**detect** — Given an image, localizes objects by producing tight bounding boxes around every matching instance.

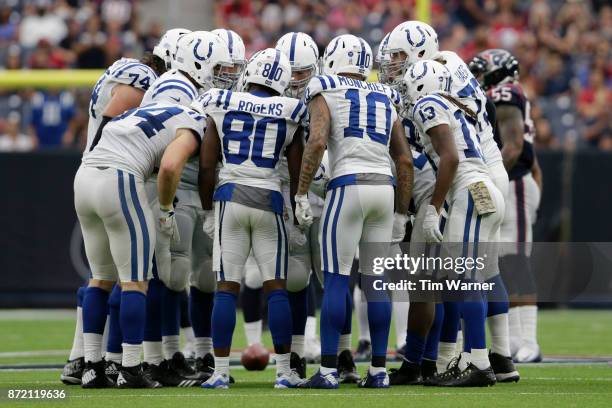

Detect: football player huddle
[62,19,541,390]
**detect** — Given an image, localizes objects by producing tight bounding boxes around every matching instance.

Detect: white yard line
[0,309,75,320]
[0,350,69,358]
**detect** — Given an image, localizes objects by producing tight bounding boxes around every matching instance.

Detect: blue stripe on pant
[117,170,138,281]
[321,188,337,273]
[128,173,150,280]
[330,186,345,274]
[218,202,227,281]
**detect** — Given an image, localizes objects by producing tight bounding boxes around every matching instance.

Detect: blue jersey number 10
[343,89,391,145]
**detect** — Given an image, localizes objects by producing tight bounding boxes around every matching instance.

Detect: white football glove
[294,194,313,228]
[202,209,215,239]
[422,204,443,243]
[158,206,180,245]
[392,213,409,243]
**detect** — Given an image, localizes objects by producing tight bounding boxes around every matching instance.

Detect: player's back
[201,88,305,193]
[83,102,204,180]
[304,74,399,181]
[85,58,157,156]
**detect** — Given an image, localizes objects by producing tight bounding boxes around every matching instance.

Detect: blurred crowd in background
[0,0,610,152]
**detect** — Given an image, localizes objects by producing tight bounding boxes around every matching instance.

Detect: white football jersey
[85,58,157,156]
[196,89,306,192]
[304,74,400,181]
[142,70,202,190]
[83,103,205,180]
[411,92,490,193]
[411,148,436,210]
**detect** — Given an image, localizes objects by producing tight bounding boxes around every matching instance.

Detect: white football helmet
[384,21,439,84]
[211,28,246,84]
[240,48,291,95]
[153,28,192,69]
[399,60,451,114]
[321,34,372,79]
[275,32,319,98]
[376,32,391,84]
[174,31,233,90]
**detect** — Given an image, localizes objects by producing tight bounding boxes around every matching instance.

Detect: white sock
[106,352,122,364]
[458,351,470,371]
[470,348,490,370]
[368,365,386,375]
[195,337,213,359]
[320,365,336,375]
[519,305,538,345]
[456,329,464,354]
[354,287,370,341]
[305,316,317,339]
[162,335,180,360]
[275,352,291,376]
[101,318,109,357]
[291,335,305,358]
[68,307,84,360]
[338,333,351,352]
[508,307,523,354]
[392,301,409,349]
[122,343,142,368]
[214,356,230,376]
[83,333,103,363]
[437,342,456,372]
[244,320,263,346]
[143,341,163,365]
[488,313,511,357]
[182,326,195,346]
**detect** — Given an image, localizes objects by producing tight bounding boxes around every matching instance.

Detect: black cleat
[290,352,307,379]
[421,359,437,381]
[355,339,372,361]
[194,353,234,383]
[388,360,422,385]
[116,364,162,388]
[61,357,84,385]
[443,363,497,387]
[81,360,113,389]
[146,360,202,387]
[338,350,360,383]
[105,360,122,384]
[423,358,460,386]
[169,352,196,377]
[489,352,520,383]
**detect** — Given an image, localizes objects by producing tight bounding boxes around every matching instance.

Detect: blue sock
[320,272,349,362]
[144,278,163,342]
[83,287,109,335]
[360,274,391,364]
[487,275,509,317]
[161,286,181,337]
[440,301,460,343]
[341,290,352,335]
[424,303,444,361]
[212,291,236,349]
[120,291,146,345]
[268,289,292,348]
[180,290,191,328]
[288,288,308,335]
[107,284,122,353]
[404,330,426,364]
[77,285,86,307]
[461,299,486,351]
[307,280,317,317]
[189,287,213,338]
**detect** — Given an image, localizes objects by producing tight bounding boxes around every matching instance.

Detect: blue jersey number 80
[343,89,391,145]
[222,111,287,169]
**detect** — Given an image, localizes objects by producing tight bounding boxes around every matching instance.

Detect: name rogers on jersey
[237,100,284,116]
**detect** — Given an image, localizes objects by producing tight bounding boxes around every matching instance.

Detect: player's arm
[531,153,543,192]
[297,95,330,195]
[286,126,305,215]
[389,117,413,214]
[428,124,459,212]
[198,117,221,211]
[157,128,200,209]
[497,104,524,171]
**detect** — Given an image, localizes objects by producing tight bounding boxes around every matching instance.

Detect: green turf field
[0,309,611,407]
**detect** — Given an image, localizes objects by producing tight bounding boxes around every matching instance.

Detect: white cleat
[514,343,542,363]
[304,336,321,363]
[274,370,305,388]
[201,372,230,389]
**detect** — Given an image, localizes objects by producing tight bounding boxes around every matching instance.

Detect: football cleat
[81,360,114,389]
[304,336,321,363]
[355,339,372,361]
[514,343,542,363]
[116,364,162,388]
[298,369,339,389]
[442,363,497,387]
[168,352,197,377]
[290,352,307,379]
[338,350,360,383]
[275,370,305,388]
[489,352,520,383]
[388,360,422,385]
[146,360,202,387]
[104,360,122,384]
[194,354,215,380]
[60,357,84,385]
[201,372,230,389]
[423,357,461,386]
[421,359,438,381]
[358,370,390,388]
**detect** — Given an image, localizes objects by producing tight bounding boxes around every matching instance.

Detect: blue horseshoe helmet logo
[406,26,426,48]
[194,39,214,61]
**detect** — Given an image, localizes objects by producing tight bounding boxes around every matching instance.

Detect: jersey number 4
[222,112,287,169]
[344,90,391,145]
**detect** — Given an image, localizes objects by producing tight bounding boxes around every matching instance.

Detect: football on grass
[241,343,270,371]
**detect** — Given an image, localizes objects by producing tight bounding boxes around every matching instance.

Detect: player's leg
[104,283,123,382]
[242,253,264,346]
[353,279,372,360]
[304,217,322,363]
[61,284,87,384]
[180,290,195,359]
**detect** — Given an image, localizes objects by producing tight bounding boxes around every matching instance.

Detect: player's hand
[392,213,409,243]
[294,194,313,228]
[158,206,180,245]
[423,204,443,243]
[202,210,215,239]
